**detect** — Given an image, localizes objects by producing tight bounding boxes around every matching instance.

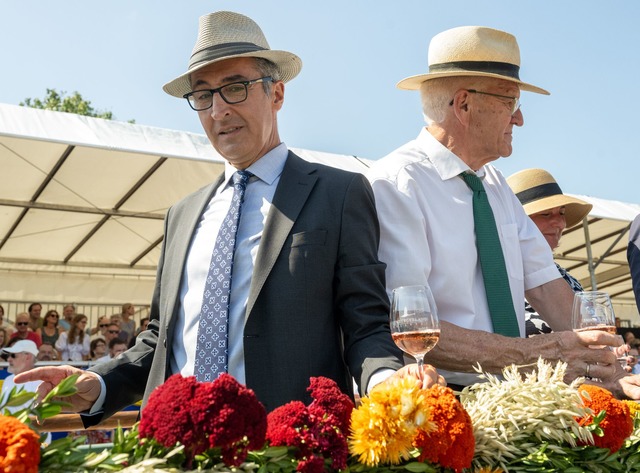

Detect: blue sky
[1,1,638,203]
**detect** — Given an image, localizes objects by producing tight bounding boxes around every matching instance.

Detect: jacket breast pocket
[291,230,327,247]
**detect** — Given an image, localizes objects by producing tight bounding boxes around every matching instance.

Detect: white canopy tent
[0,103,369,312]
[1,103,638,323]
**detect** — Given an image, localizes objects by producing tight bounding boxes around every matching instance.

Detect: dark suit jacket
[629,214,640,313]
[87,151,403,423]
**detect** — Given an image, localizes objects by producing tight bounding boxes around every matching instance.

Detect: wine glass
[571,291,616,336]
[572,291,626,364]
[390,285,440,369]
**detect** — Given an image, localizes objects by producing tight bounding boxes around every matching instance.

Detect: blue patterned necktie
[194,170,252,382]
[460,172,520,337]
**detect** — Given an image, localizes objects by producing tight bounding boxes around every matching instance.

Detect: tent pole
[582,218,597,290]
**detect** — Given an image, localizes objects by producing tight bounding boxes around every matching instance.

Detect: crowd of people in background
[0,302,149,364]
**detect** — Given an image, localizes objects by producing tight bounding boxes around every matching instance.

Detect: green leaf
[402,461,432,472]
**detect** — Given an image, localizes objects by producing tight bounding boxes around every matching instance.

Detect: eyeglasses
[461,89,521,115]
[108,330,120,334]
[99,324,109,328]
[49,314,59,318]
[16,322,29,326]
[9,353,24,359]
[183,76,273,111]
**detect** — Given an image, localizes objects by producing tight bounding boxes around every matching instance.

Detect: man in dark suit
[16,11,436,422]
[629,214,640,313]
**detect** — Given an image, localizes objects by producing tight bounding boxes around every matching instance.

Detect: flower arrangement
[3,359,640,472]
[138,373,267,468]
[266,376,354,473]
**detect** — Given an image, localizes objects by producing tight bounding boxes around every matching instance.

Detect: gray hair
[253,58,281,96]
[419,76,506,125]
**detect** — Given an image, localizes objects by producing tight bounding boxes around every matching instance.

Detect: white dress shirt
[367,128,560,386]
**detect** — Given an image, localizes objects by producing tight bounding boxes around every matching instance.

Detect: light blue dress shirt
[170,143,288,385]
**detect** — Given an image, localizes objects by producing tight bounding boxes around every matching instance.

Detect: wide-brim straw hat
[163,11,302,98]
[397,25,549,95]
[507,168,592,229]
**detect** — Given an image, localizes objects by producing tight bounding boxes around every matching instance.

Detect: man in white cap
[1,340,52,442]
[1,340,40,410]
[17,11,438,424]
[368,26,639,397]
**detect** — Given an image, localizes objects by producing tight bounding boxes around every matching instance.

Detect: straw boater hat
[163,11,302,98]
[506,169,592,229]
[397,25,549,95]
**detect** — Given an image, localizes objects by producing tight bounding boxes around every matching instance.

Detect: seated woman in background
[89,337,107,361]
[55,313,90,361]
[507,168,592,337]
[36,309,64,347]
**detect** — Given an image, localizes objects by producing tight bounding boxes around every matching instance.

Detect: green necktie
[460,172,520,337]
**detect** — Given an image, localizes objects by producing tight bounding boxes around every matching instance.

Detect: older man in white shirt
[368,25,639,398]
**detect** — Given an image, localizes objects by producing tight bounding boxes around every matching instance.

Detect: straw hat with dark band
[163,11,302,98]
[397,25,549,95]
[506,168,592,229]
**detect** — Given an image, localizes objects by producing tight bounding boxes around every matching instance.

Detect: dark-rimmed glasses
[16,322,28,326]
[184,76,273,111]
[449,89,521,115]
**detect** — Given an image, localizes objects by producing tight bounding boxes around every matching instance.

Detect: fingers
[575,329,623,348]
[391,364,442,389]
[13,365,82,384]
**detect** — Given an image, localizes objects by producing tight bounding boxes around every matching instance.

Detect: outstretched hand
[13,365,101,413]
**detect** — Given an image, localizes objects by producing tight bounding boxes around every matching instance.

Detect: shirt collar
[417,127,487,181]
[222,142,288,186]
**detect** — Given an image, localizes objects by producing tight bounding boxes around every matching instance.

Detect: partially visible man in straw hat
[507,168,591,337]
[367,26,640,398]
[17,11,440,422]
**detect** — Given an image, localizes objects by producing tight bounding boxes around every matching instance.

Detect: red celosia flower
[266,377,353,473]
[578,384,633,453]
[0,415,41,473]
[139,373,267,467]
[307,376,354,433]
[413,385,474,473]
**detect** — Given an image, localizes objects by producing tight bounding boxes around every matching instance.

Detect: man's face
[29,304,42,319]
[63,306,75,321]
[37,344,57,361]
[191,57,284,169]
[15,315,29,334]
[106,325,121,342]
[466,79,523,162]
[7,352,34,374]
[110,343,128,358]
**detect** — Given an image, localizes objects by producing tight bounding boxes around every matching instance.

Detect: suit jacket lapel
[164,174,224,333]
[246,153,317,317]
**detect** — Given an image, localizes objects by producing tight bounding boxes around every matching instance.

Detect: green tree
[20,88,131,121]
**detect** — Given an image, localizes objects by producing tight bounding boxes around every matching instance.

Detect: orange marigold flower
[0,415,41,473]
[413,385,474,473]
[474,468,504,473]
[578,384,633,452]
